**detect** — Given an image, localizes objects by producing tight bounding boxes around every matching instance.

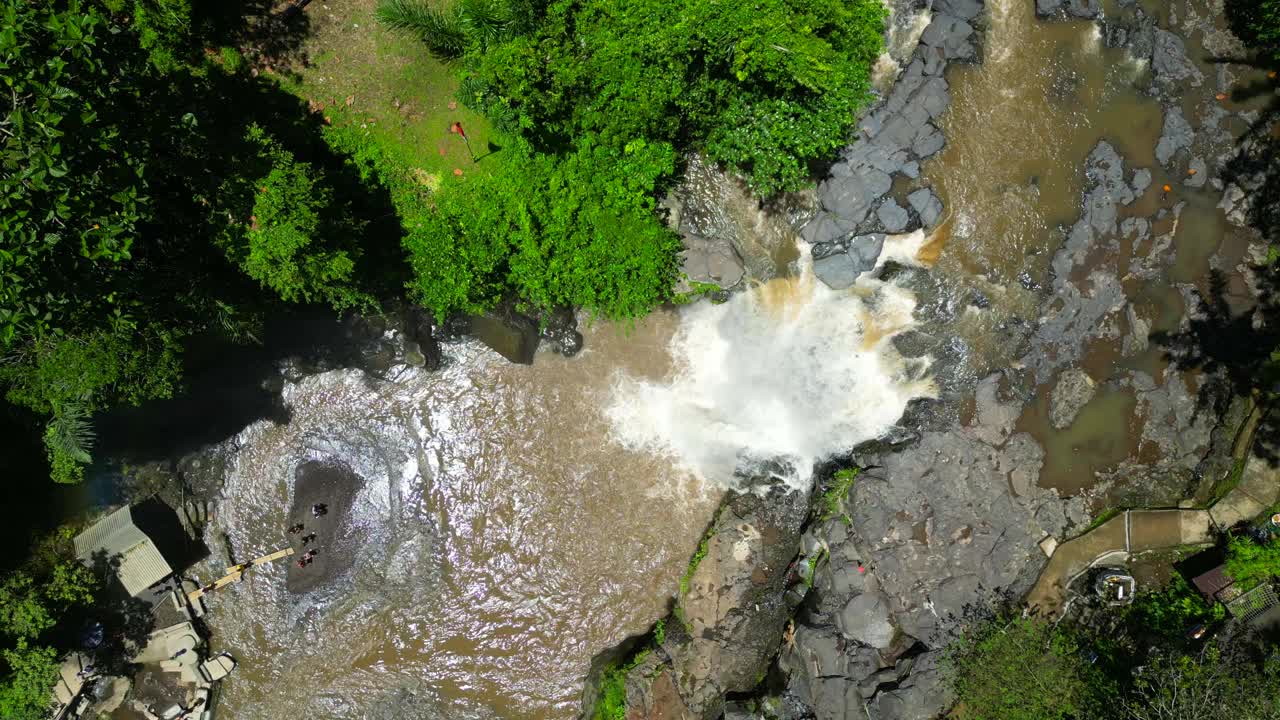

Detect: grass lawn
[273,0,500,188]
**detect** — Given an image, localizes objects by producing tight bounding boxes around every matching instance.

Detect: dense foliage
[1226,533,1280,588]
[1125,574,1226,639]
[0,529,98,720]
[945,595,1280,720]
[373,0,888,323]
[0,0,387,482]
[1123,646,1280,720]
[1227,0,1280,66]
[387,0,886,196]
[943,614,1112,720]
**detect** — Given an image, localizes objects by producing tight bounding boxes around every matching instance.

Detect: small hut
[74,505,174,597]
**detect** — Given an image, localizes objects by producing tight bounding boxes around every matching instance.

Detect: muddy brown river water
[204,318,722,719]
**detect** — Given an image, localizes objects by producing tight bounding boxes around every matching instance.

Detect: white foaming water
[988,0,1017,63]
[608,246,934,490]
[872,5,934,92]
[1083,23,1102,54]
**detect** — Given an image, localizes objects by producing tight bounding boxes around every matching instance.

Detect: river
[165,0,1268,717]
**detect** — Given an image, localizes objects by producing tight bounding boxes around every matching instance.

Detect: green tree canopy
[943,614,1112,720]
[1,0,391,482]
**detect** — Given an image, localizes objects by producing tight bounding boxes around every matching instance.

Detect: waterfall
[607,245,934,490]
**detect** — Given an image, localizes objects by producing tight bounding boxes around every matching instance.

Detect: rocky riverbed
[588,0,1278,718]
[104,0,1278,718]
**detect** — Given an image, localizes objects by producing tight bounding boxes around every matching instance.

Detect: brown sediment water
[204,241,935,719]
[204,315,722,720]
[926,0,1166,373]
[1015,384,1140,494]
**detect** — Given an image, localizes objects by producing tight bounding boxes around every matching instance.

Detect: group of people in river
[288,504,331,569]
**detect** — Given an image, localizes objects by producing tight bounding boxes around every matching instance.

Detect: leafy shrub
[367,132,681,321]
[0,534,99,720]
[228,126,371,310]
[1225,533,1280,588]
[943,614,1112,720]
[453,0,886,196]
[1125,574,1225,640]
[819,468,859,521]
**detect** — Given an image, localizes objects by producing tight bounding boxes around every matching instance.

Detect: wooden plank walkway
[187,547,296,602]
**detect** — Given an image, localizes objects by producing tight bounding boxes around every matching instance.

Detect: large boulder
[678,234,746,292]
[812,235,885,290]
[837,592,897,649]
[907,188,944,228]
[877,199,912,233]
[820,170,893,225]
[596,486,811,720]
[1152,27,1205,86]
[665,486,811,718]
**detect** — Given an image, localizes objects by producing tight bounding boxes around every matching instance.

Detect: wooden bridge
[187,547,295,602]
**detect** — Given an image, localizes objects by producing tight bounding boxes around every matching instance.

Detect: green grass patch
[679,526,715,597]
[803,545,829,589]
[271,0,499,182]
[1209,455,1249,506]
[1083,506,1124,533]
[594,648,650,720]
[818,468,859,522]
[673,280,725,305]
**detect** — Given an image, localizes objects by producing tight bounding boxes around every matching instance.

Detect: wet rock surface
[803,3,978,289]
[608,3,1274,719]
[285,461,364,594]
[679,234,748,291]
[812,234,885,290]
[1049,369,1097,429]
[589,485,810,720]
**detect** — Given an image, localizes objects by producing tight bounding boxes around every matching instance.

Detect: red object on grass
[450,122,467,138]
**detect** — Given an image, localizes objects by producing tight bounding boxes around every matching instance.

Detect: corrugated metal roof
[74,506,173,597]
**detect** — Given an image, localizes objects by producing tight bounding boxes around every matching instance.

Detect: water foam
[607,247,934,490]
[871,5,934,92]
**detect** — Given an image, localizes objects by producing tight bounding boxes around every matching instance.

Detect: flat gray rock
[678,234,745,290]
[1155,108,1193,166]
[1050,368,1097,429]
[876,199,911,233]
[1131,167,1152,196]
[849,234,886,271]
[838,593,896,649]
[813,252,862,291]
[801,212,856,246]
[920,15,975,60]
[933,0,982,20]
[820,170,892,224]
[912,124,946,158]
[907,188,944,228]
[1153,28,1205,86]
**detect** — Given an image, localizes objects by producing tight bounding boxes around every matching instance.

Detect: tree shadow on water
[1153,25,1280,464]
[1152,267,1280,466]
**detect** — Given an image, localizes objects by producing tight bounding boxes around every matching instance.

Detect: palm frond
[457,0,515,47]
[376,0,467,59]
[46,402,96,465]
